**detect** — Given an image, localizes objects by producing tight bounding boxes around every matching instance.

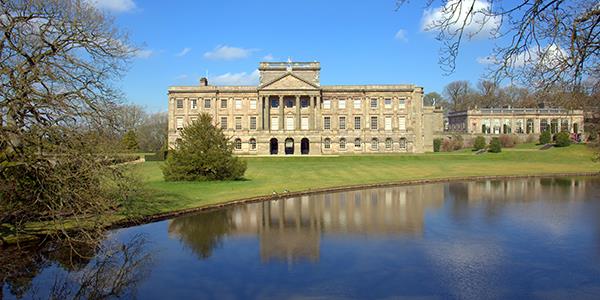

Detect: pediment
[259,73,319,90]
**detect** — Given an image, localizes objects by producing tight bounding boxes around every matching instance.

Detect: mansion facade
[168,61,443,155]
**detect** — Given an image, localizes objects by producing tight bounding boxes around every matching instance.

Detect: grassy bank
[127,144,599,216]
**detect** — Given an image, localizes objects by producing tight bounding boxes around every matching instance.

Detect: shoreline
[108,171,600,230]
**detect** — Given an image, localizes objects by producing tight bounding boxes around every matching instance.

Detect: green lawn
[126,144,599,217]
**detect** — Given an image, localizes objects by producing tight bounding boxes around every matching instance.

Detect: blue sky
[92,0,499,112]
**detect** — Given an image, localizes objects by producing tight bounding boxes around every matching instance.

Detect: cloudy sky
[92,0,500,112]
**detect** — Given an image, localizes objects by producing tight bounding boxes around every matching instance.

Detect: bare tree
[0,0,135,244]
[443,80,474,110]
[398,0,599,90]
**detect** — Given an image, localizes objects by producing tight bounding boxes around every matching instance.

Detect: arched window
[526,119,534,133]
[371,138,378,150]
[354,138,361,149]
[540,119,549,132]
[339,138,346,150]
[234,138,242,150]
[324,138,331,149]
[385,138,393,149]
[550,119,559,133]
[560,119,569,132]
[249,138,257,150]
[399,138,406,149]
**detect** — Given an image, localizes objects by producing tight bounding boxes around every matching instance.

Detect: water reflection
[168,177,595,265]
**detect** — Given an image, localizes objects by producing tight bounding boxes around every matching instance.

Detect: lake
[2,176,600,299]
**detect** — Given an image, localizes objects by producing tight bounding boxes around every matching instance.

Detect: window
[338,99,346,109]
[220,99,228,108]
[204,99,211,108]
[354,138,361,148]
[220,117,228,129]
[385,138,393,149]
[323,116,331,130]
[516,119,524,134]
[285,98,294,108]
[191,98,197,109]
[234,138,242,150]
[526,119,534,134]
[301,98,309,108]
[235,116,242,130]
[271,116,279,130]
[550,119,559,133]
[353,99,361,109]
[191,117,198,123]
[250,117,257,130]
[503,119,511,134]
[323,99,331,109]
[482,119,491,134]
[561,119,569,132]
[250,99,257,109]
[398,117,406,130]
[339,116,346,130]
[370,98,378,108]
[286,116,294,130]
[249,138,257,150]
[339,138,346,150]
[301,116,309,130]
[354,116,361,130]
[399,99,406,109]
[371,138,378,150]
[384,98,392,108]
[235,99,242,110]
[540,119,549,132]
[324,138,331,149]
[385,116,392,130]
[399,138,406,149]
[176,117,183,130]
[271,98,279,108]
[370,116,378,130]
[493,119,501,134]
[176,99,183,109]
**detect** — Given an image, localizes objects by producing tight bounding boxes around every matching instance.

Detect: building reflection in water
[168,177,591,264]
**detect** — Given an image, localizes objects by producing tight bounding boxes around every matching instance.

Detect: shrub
[121,130,139,152]
[451,135,464,151]
[526,134,537,143]
[554,131,571,147]
[499,134,517,148]
[433,138,442,152]
[473,136,486,151]
[539,130,552,144]
[162,113,247,181]
[489,137,502,153]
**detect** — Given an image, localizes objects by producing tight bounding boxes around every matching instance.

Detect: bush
[145,151,167,161]
[162,113,246,181]
[499,134,518,148]
[121,130,139,152]
[539,130,552,144]
[473,136,486,151]
[526,134,537,143]
[451,135,464,150]
[554,131,571,147]
[489,137,502,153]
[433,138,442,152]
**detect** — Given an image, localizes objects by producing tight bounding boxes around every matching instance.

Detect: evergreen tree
[554,132,571,147]
[539,130,552,145]
[473,136,486,151]
[489,137,502,153]
[121,130,139,152]
[162,113,247,181]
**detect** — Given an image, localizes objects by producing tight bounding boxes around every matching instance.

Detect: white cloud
[263,54,275,61]
[211,70,260,85]
[203,45,257,61]
[394,29,408,42]
[133,49,154,59]
[176,47,191,57]
[86,0,136,12]
[478,44,566,68]
[422,0,500,38]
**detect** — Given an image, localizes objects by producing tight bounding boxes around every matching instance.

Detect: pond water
[3,176,600,299]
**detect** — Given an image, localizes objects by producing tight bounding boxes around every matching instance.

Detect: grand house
[168,61,443,155]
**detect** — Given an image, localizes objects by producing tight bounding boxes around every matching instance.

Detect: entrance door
[285,138,294,155]
[270,138,278,155]
[301,138,310,155]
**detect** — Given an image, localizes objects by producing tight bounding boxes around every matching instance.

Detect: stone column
[279,95,284,131]
[315,95,321,131]
[295,95,301,130]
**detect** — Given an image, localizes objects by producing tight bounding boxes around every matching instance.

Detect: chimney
[200,77,208,86]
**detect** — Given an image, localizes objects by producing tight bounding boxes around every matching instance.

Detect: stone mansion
[168,61,443,155]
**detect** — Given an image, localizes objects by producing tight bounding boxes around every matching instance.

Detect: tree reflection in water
[1,234,152,299]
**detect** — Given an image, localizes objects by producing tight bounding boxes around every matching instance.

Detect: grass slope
[128,144,599,216]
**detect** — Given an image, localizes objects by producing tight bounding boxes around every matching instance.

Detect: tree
[398,0,599,91]
[443,80,474,110]
[555,131,572,147]
[162,113,247,181]
[473,136,486,150]
[136,112,168,152]
[121,130,139,152]
[488,137,502,153]
[539,130,552,144]
[0,0,134,242]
